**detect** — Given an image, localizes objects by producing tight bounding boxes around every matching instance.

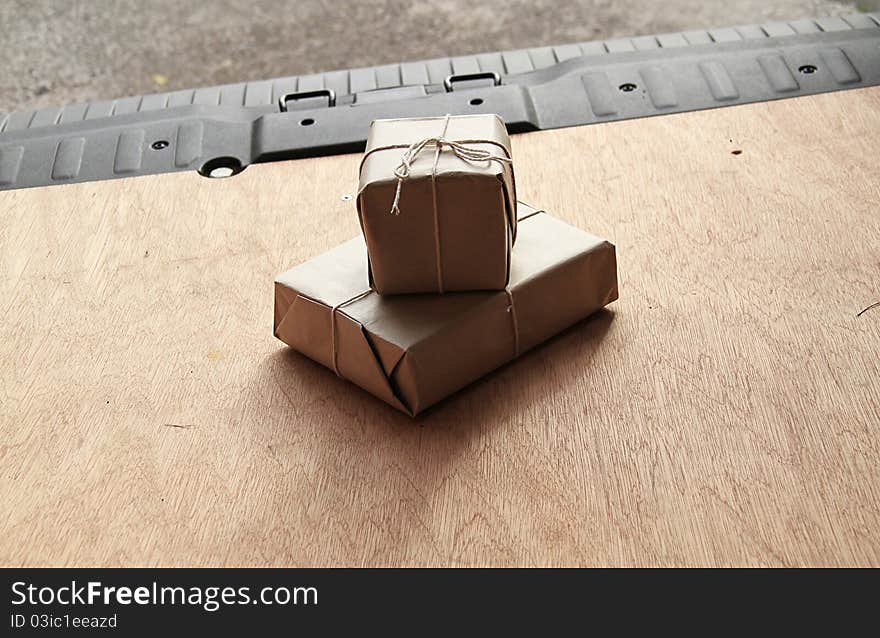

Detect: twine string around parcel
[330,289,372,377]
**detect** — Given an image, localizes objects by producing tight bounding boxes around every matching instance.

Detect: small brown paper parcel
[357,113,517,295]
[274,203,618,416]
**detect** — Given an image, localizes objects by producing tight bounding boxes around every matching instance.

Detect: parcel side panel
[359,175,440,294]
[436,171,511,291]
[274,281,299,335]
[393,294,515,414]
[514,241,618,354]
[274,290,334,369]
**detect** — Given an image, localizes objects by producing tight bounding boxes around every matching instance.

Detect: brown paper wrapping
[274,203,618,416]
[357,114,517,295]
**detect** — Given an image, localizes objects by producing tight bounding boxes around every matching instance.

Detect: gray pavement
[0,0,865,113]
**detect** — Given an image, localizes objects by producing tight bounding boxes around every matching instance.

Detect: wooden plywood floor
[1,88,878,566]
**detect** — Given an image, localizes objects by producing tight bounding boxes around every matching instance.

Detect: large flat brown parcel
[274,203,618,416]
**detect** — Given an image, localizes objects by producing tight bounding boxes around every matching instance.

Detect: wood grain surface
[2,88,879,567]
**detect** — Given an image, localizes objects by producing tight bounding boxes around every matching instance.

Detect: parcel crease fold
[273,288,412,414]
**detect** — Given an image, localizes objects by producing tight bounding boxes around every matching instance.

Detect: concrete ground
[0,0,866,113]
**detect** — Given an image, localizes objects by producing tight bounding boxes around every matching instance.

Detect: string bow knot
[389,117,512,215]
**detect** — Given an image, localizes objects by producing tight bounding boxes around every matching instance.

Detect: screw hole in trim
[798,64,818,75]
[151,140,169,150]
[198,156,245,179]
[300,118,315,126]
[469,98,484,106]
[619,83,637,93]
